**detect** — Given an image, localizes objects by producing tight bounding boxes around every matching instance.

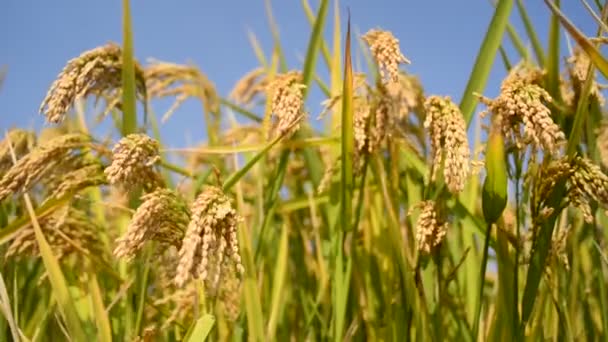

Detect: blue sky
[0,1,597,150]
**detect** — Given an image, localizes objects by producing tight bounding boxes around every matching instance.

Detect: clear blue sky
[0,1,596,150]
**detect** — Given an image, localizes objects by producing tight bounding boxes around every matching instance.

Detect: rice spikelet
[424,96,471,193]
[479,66,566,155]
[104,133,163,191]
[175,186,244,292]
[266,71,306,139]
[536,156,608,223]
[362,29,410,82]
[0,133,90,201]
[412,200,448,254]
[114,188,190,261]
[39,43,146,123]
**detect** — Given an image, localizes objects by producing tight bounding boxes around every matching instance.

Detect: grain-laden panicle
[535,156,608,223]
[479,66,566,155]
[114,188,190,261]
[266,71,306,139]
[39,42,146,123]
[6,206,104,261]
[229,67,267,107]
[412,200,448,254]
[0,128,36,173]
[362,29,410,83]
[566,47,605,106]
[0,133,90,202]
[423,96,471,193]
[145,61,220,122]
[104,133,163,191]
[175,186,244,293]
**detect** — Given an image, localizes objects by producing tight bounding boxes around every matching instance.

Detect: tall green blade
[301,0,329,97]
[516,0,546,65]
[121,0,137,136]
[334,13,353,341]
[459,0,514,124]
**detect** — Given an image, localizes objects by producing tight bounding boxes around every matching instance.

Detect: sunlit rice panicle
[0,128,35,172]
[597,120,608,168]
[104,133,162,190]
[0,133,90,202]
[266,71,306,139]
[114,188,190,261]
[6,206,104,261]
[479,68,566,155]
[413,200,448,254]
[145,61,219,122]
[176,186,244,291]
[423,96,470,193]
[537,156,608,223]
[362,29,410,82]
[566,47,605,106]
[39,42,145,123]
[229,67,267,106]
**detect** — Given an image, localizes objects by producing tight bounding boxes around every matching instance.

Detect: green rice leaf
[184,314,215,342]
[121,0,137,136]
[459,0,514,124]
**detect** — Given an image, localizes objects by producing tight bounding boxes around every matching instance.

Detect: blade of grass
[87,273,112,342]
[121,0,137,136]
[516,0,546,66]
[221,121,299,192]
[333,13,353,342]
[231,153,265,342]
[301,0,329,97]
[184,314,215,342]
[264,0,288,71]
[247,29,268,69]
[219,98,263,123]
[545,0,562,102]
[460,0,514,125]
[302,0,332,68]
[0,272,21,342]
[266,223,289,338]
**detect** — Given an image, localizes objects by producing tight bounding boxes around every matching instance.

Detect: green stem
[473,223,493,340]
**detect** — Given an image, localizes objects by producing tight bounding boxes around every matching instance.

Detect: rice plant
[1,0,608,340]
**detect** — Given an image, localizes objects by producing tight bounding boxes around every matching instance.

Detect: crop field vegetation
[1,0,608,341]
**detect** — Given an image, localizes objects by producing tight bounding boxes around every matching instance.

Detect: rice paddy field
[1,0,608,340]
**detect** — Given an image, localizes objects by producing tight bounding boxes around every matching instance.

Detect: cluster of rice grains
[266,71,306,139]
[423,96,471,194]
[0,133,96,201]
[479,64,566,155]
[104,133,163,191]
[532,156,608,224]
[411,200,448,254]
[39,42,146,123]
[111,184,244,319]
